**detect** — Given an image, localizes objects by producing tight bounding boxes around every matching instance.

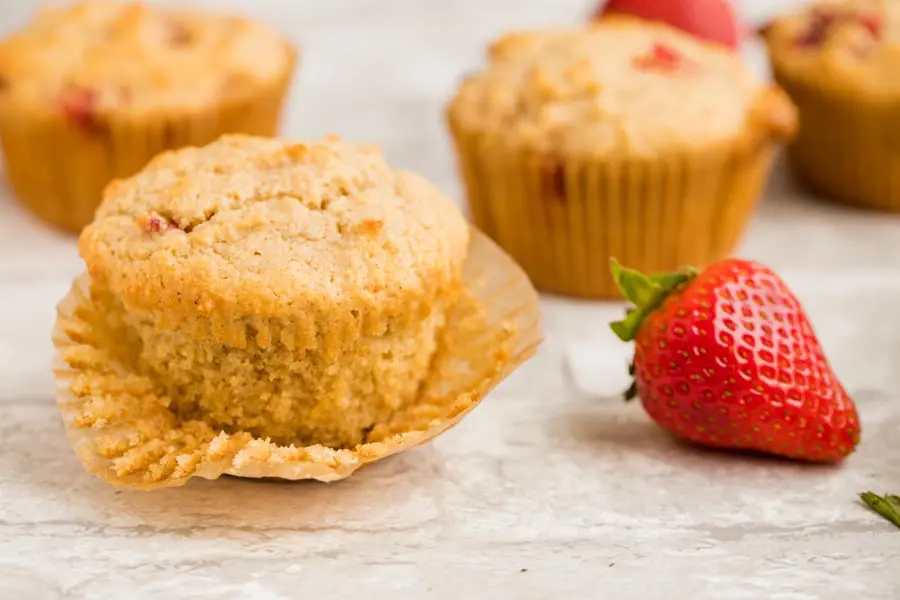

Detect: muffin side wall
[449,115,774,299]
[0,58,295,233]
[104,283,458,449]
[771,65,900,212]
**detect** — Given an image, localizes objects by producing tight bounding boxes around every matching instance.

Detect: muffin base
[125,301,447,449]
[52,229,541,490]
[450,124,775,299]
[0,63,295,234]
[772,72,900,213]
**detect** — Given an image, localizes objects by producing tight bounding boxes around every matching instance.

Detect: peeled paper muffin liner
[52,229,542,490]
[770,67,900,212]
[0,53,296,234]
[449,119,776,299]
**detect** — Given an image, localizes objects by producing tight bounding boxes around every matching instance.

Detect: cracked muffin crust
[449,17,792,157]
[762,0,900,211]
[0,0,296,232]
[447,16,796,298]
[78,134,470,448]
[762,0,893,94]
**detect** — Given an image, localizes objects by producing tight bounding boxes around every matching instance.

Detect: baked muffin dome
[449,18,792,157]
[79,134,470,448]
[0,0,292,116]
[762,0,893,97]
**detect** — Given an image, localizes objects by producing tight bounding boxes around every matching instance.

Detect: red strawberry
[609,258,861,463]
[593,0,742,50]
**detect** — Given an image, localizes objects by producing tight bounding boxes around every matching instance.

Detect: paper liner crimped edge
[52,228,542,490]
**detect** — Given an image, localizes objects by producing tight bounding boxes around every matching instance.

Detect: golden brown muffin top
[762,0,900,96]
[448,17,794,157]
[0,1,294,120]
[79,135,470,322]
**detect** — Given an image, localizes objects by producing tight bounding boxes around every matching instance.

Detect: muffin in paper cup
[52,135,541,490]
[0,1,296,233]
[762,0,900,212]
[447,17,796,299]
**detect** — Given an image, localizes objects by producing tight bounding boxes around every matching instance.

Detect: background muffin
[0,0,296,233]
[762,0,900,211]
[78,135,470,449]
[447,16,796,299]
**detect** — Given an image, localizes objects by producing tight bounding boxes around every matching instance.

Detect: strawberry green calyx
[609,258,697,342]
[860,492,900,529]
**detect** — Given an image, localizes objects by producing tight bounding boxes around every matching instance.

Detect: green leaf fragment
[650,270,698,289]
[613,262,660,307]
[860,491,900,529]
[624,380,638,401]
[608,258,696,342]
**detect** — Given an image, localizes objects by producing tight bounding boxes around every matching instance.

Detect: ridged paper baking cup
[0,57,295,234]
[772,70,900,212]
[52,228,542,490]
[449,120,775,299]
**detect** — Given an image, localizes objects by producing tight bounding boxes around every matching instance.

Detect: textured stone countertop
[1,1,898,599]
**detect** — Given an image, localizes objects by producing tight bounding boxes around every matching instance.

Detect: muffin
[54,134,541,488]
[0,1,296,233]
[447,17,796,299]
[77,135,469,449]
[762,0,900,211]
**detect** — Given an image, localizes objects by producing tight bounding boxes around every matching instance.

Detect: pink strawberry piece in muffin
[794,6,883,48]
[59,85,107,136]
[634,42,696,73]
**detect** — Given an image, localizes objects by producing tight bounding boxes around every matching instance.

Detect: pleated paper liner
[52,228,542,490]
[771,68,900,213]
[0,49,296,234]
[450,119,775,299]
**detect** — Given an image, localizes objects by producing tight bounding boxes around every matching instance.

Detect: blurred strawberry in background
[593,0,742,50]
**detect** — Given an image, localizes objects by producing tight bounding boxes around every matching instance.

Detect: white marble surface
[2,1,899,599]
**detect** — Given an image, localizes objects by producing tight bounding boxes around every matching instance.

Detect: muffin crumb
[357,218,384,235]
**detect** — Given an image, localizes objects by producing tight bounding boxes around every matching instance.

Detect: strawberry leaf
[609,258,696,342]
[611,260,659,307]
[860,491,900,529]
